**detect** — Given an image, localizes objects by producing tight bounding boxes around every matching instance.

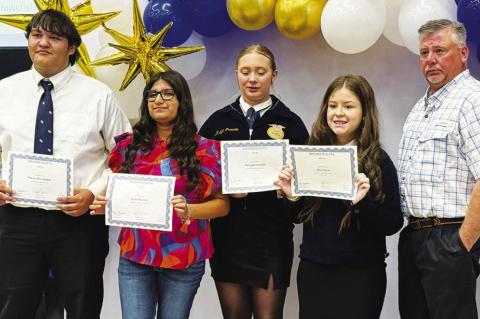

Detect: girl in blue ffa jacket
[276,75,404,319]
[199,44,308,319]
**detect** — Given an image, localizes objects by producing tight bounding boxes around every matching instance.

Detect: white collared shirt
[239,95,273,117]
[0,66,131,208]
[239,96,273,136]
[344,139,357,146]
[398,70,480,218]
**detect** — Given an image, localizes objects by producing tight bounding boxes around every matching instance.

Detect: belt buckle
[412,218,422,229]
[433,217,441,226]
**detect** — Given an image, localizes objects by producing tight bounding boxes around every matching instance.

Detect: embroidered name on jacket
[214,127,239,136]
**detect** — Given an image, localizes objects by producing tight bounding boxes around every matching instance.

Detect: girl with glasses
[90,70,229,319]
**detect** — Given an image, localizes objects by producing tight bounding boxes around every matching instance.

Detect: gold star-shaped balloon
[0,0,120,77]
[90,0,205,91]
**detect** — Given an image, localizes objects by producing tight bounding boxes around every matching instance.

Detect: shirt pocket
[415,123,456,182]
[417,130,448,154]
[55,113,88,145]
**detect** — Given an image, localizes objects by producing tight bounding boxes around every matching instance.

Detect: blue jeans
[118,257,205,319]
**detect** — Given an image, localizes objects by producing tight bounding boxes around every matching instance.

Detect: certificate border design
[106,174,175,231]
[7,152,73,207]
[290,146,357,199]
[221,140,288,193]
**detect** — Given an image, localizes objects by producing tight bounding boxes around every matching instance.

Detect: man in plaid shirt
[398,19,480,319]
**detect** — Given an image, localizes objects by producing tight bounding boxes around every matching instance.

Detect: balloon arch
[138,0,479,57]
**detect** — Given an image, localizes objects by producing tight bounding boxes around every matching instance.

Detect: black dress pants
[34,278,65,319]
[297,259,387,319]
[398,224,480,319]
[0,204,108,319]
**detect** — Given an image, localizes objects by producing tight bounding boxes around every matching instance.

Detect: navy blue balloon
[178,0,224,17]
[193,7,235,37]
[457,0,480,43]
[477,43,480,64]
[143,0,193,47]
[178,0,234,37]
[193,12,234,37]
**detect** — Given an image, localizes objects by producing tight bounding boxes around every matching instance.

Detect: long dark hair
[300,75,385,225]
[120,71,201,191]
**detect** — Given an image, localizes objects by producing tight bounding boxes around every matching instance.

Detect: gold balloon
[0,0,120,77]
[90,0,205,91]
[227,0,277,31]
[275,0,326,40]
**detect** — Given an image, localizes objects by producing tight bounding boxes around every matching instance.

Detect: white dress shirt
[239,95,273,136]
[239,95,273,117]
[0,66,131,208]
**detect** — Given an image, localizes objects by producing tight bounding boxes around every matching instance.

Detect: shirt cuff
[86,176,108,197]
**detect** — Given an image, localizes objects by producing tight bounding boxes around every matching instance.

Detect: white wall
[100,24,480,318]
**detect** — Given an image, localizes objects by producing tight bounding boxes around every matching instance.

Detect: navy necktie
[34,79,54,154]
[246,107,259,129]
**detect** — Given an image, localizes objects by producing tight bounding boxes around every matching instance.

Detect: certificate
[106,173,176,231]
[221,139,288,194]
[7,151,73,208]
[289,145,358,200]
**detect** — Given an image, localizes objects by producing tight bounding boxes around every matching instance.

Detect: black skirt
[297,259,387,319]
[209,193,294,289]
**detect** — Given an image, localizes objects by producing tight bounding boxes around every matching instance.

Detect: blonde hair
[235,44,276,71]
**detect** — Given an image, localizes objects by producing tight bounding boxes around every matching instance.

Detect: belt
[407,216,464,230]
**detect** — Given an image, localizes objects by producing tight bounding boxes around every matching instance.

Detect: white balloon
[382,0,405,46]
[166,32,207,80]
[321,0,386,54]
[398,0,457,55]
[137,0,150,12]
[98,29,117,47]
[69,0,84,6]
[91,0,134,36]
[93,45,145,121]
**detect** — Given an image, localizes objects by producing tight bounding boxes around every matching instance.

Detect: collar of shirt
[31,65,72,93]
[344,139,357,146]
[239,95,273,118]
[424,69,470,111]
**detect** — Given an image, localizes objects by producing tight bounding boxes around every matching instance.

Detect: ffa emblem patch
[267,124,285,140]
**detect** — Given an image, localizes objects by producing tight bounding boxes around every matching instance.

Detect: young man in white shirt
[0,9,131,318]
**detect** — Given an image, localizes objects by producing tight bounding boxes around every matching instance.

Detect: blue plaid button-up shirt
[398,70,480,218]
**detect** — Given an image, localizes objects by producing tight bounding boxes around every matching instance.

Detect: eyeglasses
[146,89,176,102]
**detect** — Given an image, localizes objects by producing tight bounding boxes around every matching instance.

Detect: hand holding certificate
[106,173,176,231]
[289,145,358,200]
[221,140,289,194]
[6,151,73,208]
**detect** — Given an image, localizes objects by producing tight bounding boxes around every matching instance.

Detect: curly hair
[300,75,385,224]
[120,71,201,191]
